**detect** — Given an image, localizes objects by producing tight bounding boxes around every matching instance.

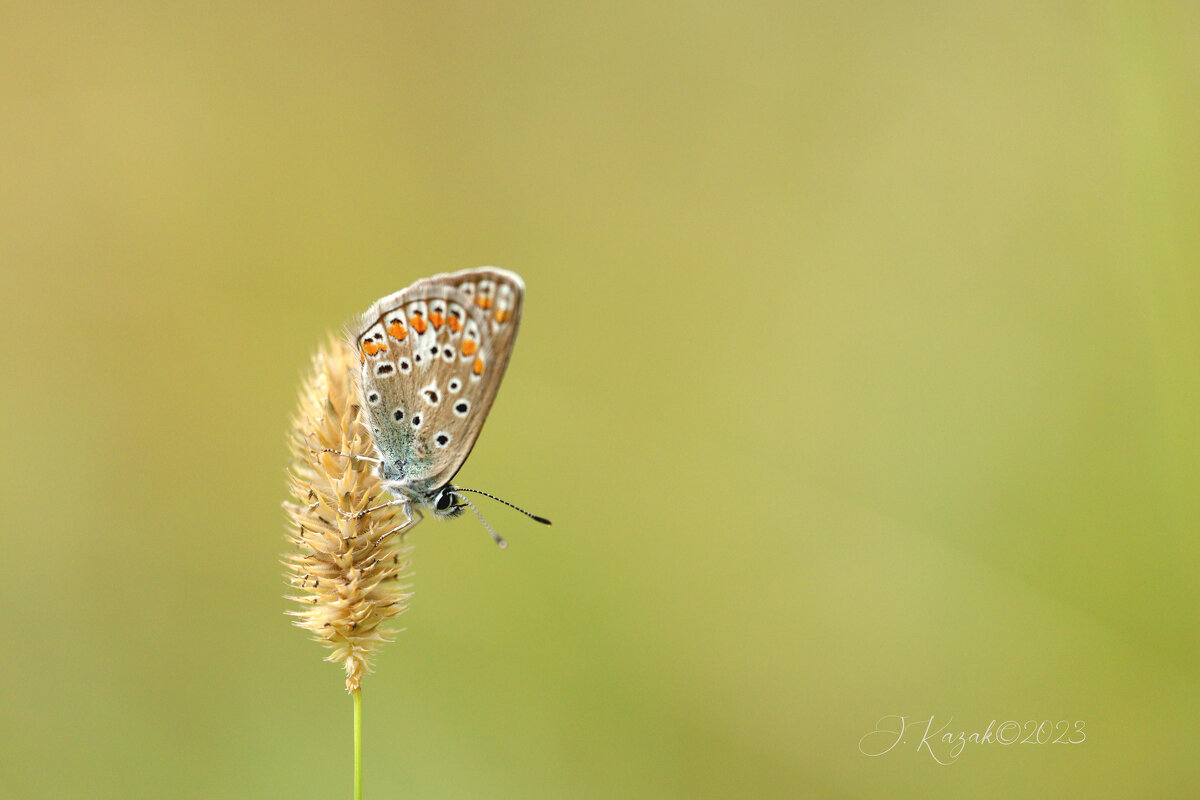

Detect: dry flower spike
[283,336,413,692]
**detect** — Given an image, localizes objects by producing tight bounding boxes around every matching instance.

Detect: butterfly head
[430,485,466,519]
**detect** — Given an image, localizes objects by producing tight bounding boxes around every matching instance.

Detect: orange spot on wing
[473,356,485,375]
[387,321,407,339]
[410,313,428,333]
[476,296,493,309]
[494,309,509,323]
[363,340,386,356]
[448,316,462,333]
[461,339,477,356]
[429,312,444,329]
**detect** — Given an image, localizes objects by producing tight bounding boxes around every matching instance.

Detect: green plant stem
[353,688,363,800]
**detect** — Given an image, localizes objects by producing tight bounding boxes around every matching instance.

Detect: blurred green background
[2,2,1198,798]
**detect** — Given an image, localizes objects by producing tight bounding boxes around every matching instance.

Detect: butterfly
[346,267,546,546]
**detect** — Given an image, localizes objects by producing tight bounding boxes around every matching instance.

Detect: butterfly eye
[435,490,454,511]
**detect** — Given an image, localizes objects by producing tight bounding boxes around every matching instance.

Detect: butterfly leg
[317,448,382,467]
[338,496,410,520]
[373,504,423,547]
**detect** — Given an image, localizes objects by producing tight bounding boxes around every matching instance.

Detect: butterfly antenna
[459,495,507,549]
[454,488,552,525]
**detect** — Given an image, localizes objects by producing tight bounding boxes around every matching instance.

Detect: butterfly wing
[351,267,525,497]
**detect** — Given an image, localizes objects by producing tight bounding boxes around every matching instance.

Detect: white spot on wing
[421,380,440,406]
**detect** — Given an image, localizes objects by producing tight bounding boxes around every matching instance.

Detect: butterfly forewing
[352,268,524,497]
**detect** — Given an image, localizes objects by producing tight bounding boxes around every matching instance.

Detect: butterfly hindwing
[352,268,524,497]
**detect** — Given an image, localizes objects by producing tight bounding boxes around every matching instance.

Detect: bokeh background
[3,2,1198,798]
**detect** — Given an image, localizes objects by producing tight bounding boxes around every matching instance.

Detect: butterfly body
[350,267,525,519]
